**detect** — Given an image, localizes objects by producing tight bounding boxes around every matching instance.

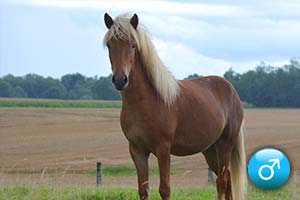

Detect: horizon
[0,58,297,80]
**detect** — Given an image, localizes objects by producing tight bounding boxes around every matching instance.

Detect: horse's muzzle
[112,74,128,90]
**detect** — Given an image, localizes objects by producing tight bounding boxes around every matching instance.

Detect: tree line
[0,60,300,107]
[0,73,120,100]
[224,60,300,107]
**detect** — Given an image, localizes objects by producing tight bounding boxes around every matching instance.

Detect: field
[0,98,121,108]
[0,99,300,199]
[0,187,297,200]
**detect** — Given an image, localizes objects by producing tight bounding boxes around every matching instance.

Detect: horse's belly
[171,132,212,156]
[170,143,205,156]
[171,127,221,156]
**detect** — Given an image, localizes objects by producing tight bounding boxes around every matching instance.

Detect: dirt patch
[0,108,299,188]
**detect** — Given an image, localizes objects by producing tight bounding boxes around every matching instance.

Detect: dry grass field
[0,107,300,191]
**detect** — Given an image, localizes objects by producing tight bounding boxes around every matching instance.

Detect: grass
[0,186,298,200]
[85,166,170,177]
[0,98,257,109]
[0,187,215,200]
[0,98,121,108]
[243,102,255,109]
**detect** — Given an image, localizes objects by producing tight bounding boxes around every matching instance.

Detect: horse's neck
[121,54,158,106]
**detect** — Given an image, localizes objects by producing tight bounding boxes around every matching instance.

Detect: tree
[184,73,201,80]
[43,86,66,99]
[13,86,27,98]
[223,60,300,107]
[92,74,121,100]
[0,80,14,97]
[2,59,300,107]
[61,73,85,91]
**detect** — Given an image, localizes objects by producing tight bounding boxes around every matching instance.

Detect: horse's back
[181,75,242,116]
[188,75,243,126]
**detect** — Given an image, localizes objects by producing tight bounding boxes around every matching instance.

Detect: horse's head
[103,13,139,91]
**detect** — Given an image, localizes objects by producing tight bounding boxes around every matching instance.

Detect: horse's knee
[159,183,170,200]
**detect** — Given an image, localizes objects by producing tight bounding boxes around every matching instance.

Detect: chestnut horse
[103,13,247,200]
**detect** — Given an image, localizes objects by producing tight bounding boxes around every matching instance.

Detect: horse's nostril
[123,75,128,83]
[112,75,128,90]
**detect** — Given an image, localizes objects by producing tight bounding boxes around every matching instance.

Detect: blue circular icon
[248,148,290,190]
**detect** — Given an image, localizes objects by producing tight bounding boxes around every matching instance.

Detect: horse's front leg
[156,144,171,200]
[129,143,150,200]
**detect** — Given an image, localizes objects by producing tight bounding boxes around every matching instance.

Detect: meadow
[1,98,300,199]
[0,98,121,108]
[0,98,255,109]
[0,186,298,200]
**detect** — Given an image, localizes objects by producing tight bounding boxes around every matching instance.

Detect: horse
[103,13,247,200]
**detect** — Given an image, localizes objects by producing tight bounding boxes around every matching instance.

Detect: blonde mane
[103,14,180,107]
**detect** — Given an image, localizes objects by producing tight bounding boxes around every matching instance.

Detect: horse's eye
[131,44,136,49]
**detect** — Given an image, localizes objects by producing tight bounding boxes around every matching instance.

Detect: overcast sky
[1,0,300,79]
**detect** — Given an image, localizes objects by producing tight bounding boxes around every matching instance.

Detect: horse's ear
[104,13,113,29]
[130,14,138,29]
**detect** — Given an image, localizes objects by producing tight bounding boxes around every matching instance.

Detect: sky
[0,0,300,79]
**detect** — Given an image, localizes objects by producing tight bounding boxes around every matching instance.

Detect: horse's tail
[231,120,247,200]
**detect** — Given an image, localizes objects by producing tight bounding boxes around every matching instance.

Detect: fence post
[208,168,214,187]
[97,162,102,187]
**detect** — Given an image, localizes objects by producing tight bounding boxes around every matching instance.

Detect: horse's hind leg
[203,140,234,200]
[203,145,225,199]
[203,144,218,175]
[216,145,233,200]
[215,132,235,200]
[225,170,232,200]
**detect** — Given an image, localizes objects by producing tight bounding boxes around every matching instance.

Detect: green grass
[243,102,255,108]
[0,187,215,200]
[0,98,257,109]
[0,186,298,200]
[0,98,121,108]
[85,166,166,177]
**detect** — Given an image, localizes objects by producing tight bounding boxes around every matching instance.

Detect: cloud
[142,13,300,63]
[152,38,290,79]
[0,5,110,78]
[153,38,231,78]
[6,0,243,18]
[0,0,299,78]
[4,0,300,19]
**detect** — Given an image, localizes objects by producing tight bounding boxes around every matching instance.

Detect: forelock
[103,14,139,47]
